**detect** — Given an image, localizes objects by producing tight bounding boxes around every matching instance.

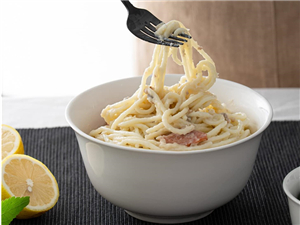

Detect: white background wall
[1,0,135,97]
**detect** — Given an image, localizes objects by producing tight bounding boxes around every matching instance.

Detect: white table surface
[2,88,299,129]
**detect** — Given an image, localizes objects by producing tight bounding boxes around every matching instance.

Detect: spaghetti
[90,20,252,151]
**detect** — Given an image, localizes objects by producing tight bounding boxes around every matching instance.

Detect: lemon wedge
[1,124,24,160]
[2,154,59,219]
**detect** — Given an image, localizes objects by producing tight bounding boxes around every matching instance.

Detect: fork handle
[121,0,137,13]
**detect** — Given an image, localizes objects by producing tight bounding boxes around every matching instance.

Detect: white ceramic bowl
[283,166,300,225]
[65,75,272,224]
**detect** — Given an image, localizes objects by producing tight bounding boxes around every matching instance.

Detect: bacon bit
[159,130,207,147]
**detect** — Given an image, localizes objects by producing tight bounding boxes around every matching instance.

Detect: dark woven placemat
[10,121,300,225]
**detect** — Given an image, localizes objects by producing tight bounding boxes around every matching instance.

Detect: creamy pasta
[90,20,252,151]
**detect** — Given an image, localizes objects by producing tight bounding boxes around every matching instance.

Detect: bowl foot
[125,210,214,224]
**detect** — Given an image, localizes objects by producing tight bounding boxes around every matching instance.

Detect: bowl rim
[65,75,273,155]
[283,166,300,206]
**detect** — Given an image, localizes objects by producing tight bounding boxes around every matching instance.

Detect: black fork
[121,0,191,47]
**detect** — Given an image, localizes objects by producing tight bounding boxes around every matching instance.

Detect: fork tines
[139,23,192,47]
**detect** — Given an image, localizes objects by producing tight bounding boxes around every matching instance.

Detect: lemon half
[2,154,59,219]
[1,124,24,160]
